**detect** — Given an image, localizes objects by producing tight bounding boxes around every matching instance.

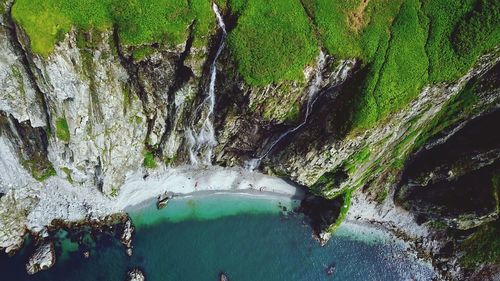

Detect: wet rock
[469,264,500,281]
[325,263,336,276]
[82,250,90,259]
[121,218,134,256]
[219,272,229,281]
[156,191,174,209]
[26,241,56,275]
[126,268,145,281]
[299,195,343,245]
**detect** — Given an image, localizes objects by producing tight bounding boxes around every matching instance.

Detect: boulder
[126,268,145,281]
[219,272,229,281]
[121,218,134,256]
[26,241,56,275]
[157,191,174,209]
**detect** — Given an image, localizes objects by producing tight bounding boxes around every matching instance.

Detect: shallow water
[0,194,435,281]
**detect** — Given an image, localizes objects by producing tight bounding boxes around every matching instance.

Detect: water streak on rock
[187,3,227,165]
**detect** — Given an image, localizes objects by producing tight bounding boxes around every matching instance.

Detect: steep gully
[186,3,227,166]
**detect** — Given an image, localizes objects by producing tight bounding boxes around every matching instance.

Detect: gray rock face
[0,10,46,128]
[31,30,147,196]
[26,242,56,275]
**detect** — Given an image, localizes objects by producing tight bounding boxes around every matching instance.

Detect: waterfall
[187,3,227,165]
[244,51,326,170]
[245,52,353,171]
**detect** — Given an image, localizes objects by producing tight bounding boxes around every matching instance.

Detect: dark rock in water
[82,250,90,259]
[126,268,145,281]
[219,272,229,281]
[26,241,56,275]
[299,195,343,245]
[325,264,336,276]
[157,191,175,209]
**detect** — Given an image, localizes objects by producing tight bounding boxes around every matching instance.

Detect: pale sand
[114,165,305,209]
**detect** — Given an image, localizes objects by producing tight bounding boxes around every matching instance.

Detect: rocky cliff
[0,0,499,280]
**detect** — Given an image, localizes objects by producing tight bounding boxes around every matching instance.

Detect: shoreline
[125,188,304,213]
[115,165,306,210]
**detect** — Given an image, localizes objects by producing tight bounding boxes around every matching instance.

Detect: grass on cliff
[310,0,499,130]
[11,0,217,57]
[55,117,70,143]
[227,0,318,85]
[11,0,500,131]
[143,151,158,169]
[460,220,500,268]
[22,156,57,182]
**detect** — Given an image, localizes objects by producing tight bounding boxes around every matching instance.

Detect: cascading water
[186,3,227,166]
[245,52,353,171]
[244,51,326,170]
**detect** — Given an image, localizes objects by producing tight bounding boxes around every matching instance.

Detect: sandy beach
[114,165,306,210]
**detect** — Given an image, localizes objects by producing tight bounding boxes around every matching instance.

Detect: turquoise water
[0,194,435,281]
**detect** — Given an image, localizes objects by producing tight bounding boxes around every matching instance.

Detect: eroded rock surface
[26,241,55,275]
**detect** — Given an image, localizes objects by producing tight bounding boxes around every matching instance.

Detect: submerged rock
[126,268,145,281]
[325,264,336,276]
[156,191,174,209]
[219,272,229,281]
[82,250,90,259]
[26,241,56,275]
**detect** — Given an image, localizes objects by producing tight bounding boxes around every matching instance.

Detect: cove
[0,194,435,281]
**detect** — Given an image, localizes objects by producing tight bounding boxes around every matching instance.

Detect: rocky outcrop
[156,191,174,209]
[121,218,134,257]
[26,241,56,275]
[126,268,145,281]
[219,272,229,281]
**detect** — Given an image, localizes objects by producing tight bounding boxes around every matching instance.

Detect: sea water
[0,194,435,281]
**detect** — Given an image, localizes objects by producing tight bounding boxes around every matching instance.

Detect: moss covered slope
[10,0,500,131]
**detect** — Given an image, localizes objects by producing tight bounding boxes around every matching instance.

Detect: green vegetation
[10,0,500,130]
[452,0,500,56]
[493,173,500,213]
[460,220,500,268]
[413,76,480,150]
[0,0,7,17]
[22,158,56,182]
[60,167,73,183]
[423,0,500,82]
[143,151,157,169]
[284,103,300,123]
[12,0,110,57]
[110,187,119,197]
[55,117,70,142]
[344,147,371,174]
[11,0,217,57]
[427,220,448,230]
[132,46,155,62]
[326,189,352,234]
[227,0,318,85]
[312,0,499,130]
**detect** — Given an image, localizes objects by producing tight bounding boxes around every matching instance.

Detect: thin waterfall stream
[186,3,227,166]
[244,51,327,171]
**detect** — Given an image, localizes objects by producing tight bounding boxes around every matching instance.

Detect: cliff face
[0,1,499,279]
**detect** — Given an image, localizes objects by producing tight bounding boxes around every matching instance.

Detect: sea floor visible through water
[0,194,436,281]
